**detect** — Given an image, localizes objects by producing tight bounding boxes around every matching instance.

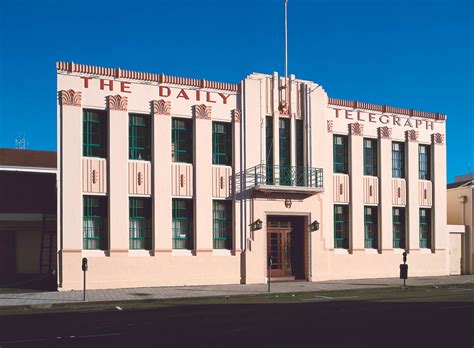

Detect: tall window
[334,205,349,249]
[364,206,378,249]
[129,114,151,160]
[279,118,291,186]
[419,145,431,180]
[419,208,431,249]
[213,200,232,249]
[392,142,405,178]
[334,135,348,174]
[266,116,274,185]
[296,120,305,186]
[212,122,232,165]
[172,118,193,163]
[393,207,406,249]
[83,109,107,158]
[83,196,108,250]
[129,197,152,250]
[363,138,378,176]
[172,199,193,249]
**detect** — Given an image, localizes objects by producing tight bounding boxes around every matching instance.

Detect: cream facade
[57,62,448,290]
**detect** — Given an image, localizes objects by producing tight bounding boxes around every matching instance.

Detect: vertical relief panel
[212,166,231,198]
[418,180,432,207]
[82,158,107,194]
[265,77,273,115]
[392,178,406,205]
[171,163,193,197]
[333,174,350,203]
[128,161,151,195]
[363,176,379,204]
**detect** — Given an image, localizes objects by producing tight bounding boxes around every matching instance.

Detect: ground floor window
[129,197,152,250]
[334,205,349,249]
[419,208,431,248]
[393,207,406,249]
[213,200,232,249]
[172,199,193,249]
[364,206,378,249]
[83,196,108,250]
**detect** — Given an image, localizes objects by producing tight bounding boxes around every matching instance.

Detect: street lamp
[251,219,263,231]
[309,220,320,232]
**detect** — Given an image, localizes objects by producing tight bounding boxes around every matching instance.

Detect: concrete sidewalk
[0,275,473,308]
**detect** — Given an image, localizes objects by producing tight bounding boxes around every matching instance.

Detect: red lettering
[415,120,422,128]
[100,79,113,91]
[81,77,92,88]
[218,93,231,104]
[159,86,171,97]
[176,89,189,100]
[357,111,365,121]
[393,116,401,126]
[426,121,434,130]
[404,118,413,127]
[206,91,216,103]
[379,115,389,124]
[345,110,353,120]
[196,90,201,101]
[334,108,341,118]
[368,113,376,123]
[121,81,131,93]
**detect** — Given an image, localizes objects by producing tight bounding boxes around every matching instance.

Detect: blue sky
[0,0,472,182]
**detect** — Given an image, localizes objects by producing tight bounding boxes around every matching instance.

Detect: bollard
[82,258,88,301]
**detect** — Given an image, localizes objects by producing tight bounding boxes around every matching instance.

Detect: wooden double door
[267,220,294,278]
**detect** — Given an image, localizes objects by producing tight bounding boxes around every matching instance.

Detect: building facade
[57,62,448,290]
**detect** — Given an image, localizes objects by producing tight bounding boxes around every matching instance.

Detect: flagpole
[284,0,289,101]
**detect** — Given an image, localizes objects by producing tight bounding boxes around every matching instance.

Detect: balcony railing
[239,164,323,191]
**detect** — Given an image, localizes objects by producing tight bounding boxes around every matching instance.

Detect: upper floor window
[333,135,348,174]
[266,116,274,185]
[172,118,193,163]
[129,197,152,250]
[364,206,378,249]
[363,138,378,176]
[419,145,431,180]
[83,109,107,158]
[393,207,406,249]
[392,142,405,178]
[212,122,232,166]
[419,208,431,249]
[334,205,349,249]
[279,118,291,185]
[213,200,232,249]
[83,196,108,250]
[172,199,193,250]
[129,114,151,160]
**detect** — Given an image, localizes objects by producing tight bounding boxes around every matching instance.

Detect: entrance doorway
[267,216,306,280]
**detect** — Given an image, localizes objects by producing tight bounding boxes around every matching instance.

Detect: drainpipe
[458,195,468,273]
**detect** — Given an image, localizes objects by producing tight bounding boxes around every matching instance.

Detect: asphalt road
[0,286,472,347]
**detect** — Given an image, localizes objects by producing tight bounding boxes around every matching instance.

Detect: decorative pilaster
[378,126,392,139]
[151,99,171,116]
[232,108,241,123]
[432,133,445,145]
[348,122,364,136]
[60,90,82,107]
[406,130,419,142]
[194,104,212,120]
[107,95,128,111]
[327,120,333,133]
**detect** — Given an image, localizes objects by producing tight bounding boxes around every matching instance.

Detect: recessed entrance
[267,216,306,281]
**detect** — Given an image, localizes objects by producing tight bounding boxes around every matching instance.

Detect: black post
[82,257,88,301]
[268,255,272,293]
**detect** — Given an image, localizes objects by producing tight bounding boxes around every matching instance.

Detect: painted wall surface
[57,63,449,290]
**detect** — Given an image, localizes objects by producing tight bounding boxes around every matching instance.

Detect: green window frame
[364,206,378,249]
[83,196,108,250]
[279,118,291,186]
[129,197,152,250]
[392,142,405,178]
[334,205,349,249]
[393,207,406,249]
[363,138,378,176]
[172,199,193,249]
[419,208,431,249]
[213,200,232,249]
[334,135,348,174]
[212,122,232,165]
[172,118,193,163]
[83,109,107,158]
[129,114,151,160]
[419,144,431,180]
[266,116,274,185]
[296,120,305,186]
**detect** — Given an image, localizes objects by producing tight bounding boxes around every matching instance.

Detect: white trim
[0,165,56,174]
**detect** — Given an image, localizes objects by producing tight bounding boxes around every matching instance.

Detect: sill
[393,248,405,254]
[172,249,193,256]
[364,249,378,254]
[82,250,108,257]
[213,249,232,256]
[419,248,433,254]
[129,250,152,256]
[334,249,349,254]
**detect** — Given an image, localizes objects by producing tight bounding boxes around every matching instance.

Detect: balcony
[239,164,324,194]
